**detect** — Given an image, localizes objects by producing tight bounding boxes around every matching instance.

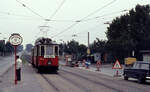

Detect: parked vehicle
[123,61,150,83]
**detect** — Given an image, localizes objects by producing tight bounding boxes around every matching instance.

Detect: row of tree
[106,4,150,62]
[24,4,150,63]
[59,4,150,63]
[0,40,23,56]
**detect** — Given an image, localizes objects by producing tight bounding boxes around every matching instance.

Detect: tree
[17,45,23,52]
[25,44,33,52]
[5,41,14,54]
[90,38,107,54]
[64,40,79,55]
[106,4,150,61]
[0,40,5,56]
[63,40,87,60]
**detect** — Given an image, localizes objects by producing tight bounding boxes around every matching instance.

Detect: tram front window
[46,46,53,55]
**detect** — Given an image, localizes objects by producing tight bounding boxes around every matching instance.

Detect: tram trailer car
[31,37,59,72]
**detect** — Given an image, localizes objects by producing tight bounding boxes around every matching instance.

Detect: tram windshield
[46,45,53,55]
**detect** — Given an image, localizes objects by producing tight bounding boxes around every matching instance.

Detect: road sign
[112,60,122,69]
[9,33,23,46]
[9,33,23,85]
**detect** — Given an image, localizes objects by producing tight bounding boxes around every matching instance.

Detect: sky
[0,0,150,47]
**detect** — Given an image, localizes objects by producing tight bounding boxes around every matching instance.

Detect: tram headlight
[48,61,51,65]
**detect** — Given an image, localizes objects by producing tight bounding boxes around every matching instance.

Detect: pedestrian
[96,59,101,71]
[85,59,91,69]
[82,59,86,67]
[16,55,22,81]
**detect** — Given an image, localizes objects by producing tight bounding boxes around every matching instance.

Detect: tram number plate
[44,55,55,58]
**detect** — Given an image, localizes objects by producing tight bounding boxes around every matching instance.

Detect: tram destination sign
[9,33,23,46]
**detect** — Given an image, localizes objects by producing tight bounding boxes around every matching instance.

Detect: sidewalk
[78,64,124,77]
[59,60,124,77]
[0,63,44,92]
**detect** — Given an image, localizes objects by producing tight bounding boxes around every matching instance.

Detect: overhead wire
[36,0,66,39]
[43,0,66,26]
[51,0,117,38]
[44,9,128,22]
[0,10,76,21]
[0,11,41,18]
[82,9,128,21]
[15,0,45,19]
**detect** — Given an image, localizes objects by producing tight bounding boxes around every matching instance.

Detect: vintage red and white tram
[31,37,59,72]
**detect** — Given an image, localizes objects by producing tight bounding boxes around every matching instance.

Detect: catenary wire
[51,0,117,38]
[37,0,66,38]
[82,9,128,22]
[43,0,66,26]
[15,0,45,19]
[0,11,41,18]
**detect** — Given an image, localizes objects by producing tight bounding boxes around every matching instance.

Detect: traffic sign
[112,60,122,69]
[9,33,23,85]
[9,33,23,46]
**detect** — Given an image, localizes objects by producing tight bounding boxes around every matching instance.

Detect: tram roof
[35,37,58,45]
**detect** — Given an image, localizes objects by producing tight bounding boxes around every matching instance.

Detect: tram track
[40,74,60,92]
[22,54,60,91]
[60,68,122,92]
[22,54,150,92]
[61,66,150,92]
[22,54,32,63]
[23,55,90,92]
[22,55,123,92]
[58,72,92,92]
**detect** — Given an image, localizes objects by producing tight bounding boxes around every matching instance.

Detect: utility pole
[88,32,89,48]
[87,32,90,55]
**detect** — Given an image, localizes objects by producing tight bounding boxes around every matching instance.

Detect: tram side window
[34,47,37,56]
[41,46,45,56]
[55,46,59,56]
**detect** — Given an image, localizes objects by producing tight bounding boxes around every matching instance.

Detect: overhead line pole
[88,32,89,48]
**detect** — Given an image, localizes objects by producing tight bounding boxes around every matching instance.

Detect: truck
[123,61,150,83]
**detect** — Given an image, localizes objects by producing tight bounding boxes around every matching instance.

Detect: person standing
[16,56,22,81]
[85,58,91,69]
[96,59,101,71]
[82,59,86,67]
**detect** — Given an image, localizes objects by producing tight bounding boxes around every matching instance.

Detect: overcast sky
[0,0,150,47]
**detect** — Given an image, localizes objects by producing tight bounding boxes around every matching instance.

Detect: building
[140,50,150,62]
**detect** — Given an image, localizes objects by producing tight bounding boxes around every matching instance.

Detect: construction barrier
[96,60,101,71]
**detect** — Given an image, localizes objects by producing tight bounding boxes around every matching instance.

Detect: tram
[31,37,59,72]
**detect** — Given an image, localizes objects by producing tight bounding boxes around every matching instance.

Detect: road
[0,56,14,76]
[22,54,150,92]
[33,65,150,92]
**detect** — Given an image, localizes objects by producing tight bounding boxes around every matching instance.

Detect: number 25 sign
[9,33,23,46]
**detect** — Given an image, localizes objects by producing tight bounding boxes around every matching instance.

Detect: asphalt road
[22,54,150,92]
[0,56,14,76]
[33,65,150,92]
